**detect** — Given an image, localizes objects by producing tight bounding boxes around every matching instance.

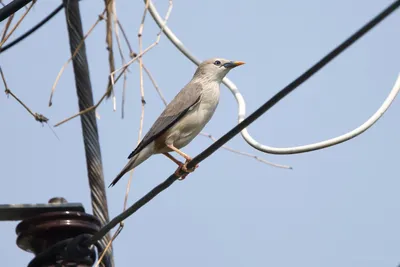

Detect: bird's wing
[128,82,203,159]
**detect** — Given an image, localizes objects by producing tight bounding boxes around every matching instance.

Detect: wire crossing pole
[63,0,114,266]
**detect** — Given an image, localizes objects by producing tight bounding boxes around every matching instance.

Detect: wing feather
[127,82,203,159]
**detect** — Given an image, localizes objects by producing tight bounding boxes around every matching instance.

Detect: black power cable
[0,0,33,22]
[86,0,400,247]
[0,3,64,53]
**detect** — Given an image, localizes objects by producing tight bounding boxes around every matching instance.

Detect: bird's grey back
[127,82,203,159]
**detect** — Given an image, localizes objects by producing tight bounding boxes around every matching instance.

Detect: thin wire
[86,0,400,246]
[0,3,64,53]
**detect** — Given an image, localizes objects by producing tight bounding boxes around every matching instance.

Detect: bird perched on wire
[109,58,245,187]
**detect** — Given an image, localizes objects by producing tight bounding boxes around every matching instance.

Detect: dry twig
[110,0,172,83]
[115,19,134,118]
[49,10,106,106]
[54,87,110,127]
[104,0,116,100]
[200,132,292,169]
[55,1,173,127]
[117,19,168,118]
[111,1,128,113]
[1,13,14,42]
[137,0,150,104]
[116,20,135,58]
[1,67,48,123]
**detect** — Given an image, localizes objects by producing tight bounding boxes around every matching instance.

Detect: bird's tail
[108,160,134,188]
[108,145,154,187]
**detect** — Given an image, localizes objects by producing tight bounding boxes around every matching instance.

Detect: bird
[109,58,245,187]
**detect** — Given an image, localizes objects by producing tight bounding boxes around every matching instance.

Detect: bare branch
[137,0,150,105]
[95,11,130,115]
[1,67,48,123]
[112,1,128,113]
[116,19,136,58]
[143,64,168,105]
[116,19,169,117]
[54,89,108,127]
[110,0,172,80]
[49,11,105,106]
[120,70,128,118]
[104,0,116,100]
[1,13,14,42]
[55,1,173,127]
[111,22,168,107]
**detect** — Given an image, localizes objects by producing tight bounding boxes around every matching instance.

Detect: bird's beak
[224,61,245,69]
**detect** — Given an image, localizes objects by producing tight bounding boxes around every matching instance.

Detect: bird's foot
[175,160,199,180]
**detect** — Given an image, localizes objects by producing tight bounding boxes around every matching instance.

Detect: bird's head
[193,58,245,82]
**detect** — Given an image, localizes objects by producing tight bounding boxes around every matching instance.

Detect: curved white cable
[148,1,400,154]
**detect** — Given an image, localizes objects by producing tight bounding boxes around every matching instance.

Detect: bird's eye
[214,60,221,66]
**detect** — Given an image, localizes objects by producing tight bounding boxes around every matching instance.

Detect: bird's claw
[175,160,199,180]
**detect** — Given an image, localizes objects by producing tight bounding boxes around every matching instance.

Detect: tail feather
[109,144,154,187]
[109,166,130,188]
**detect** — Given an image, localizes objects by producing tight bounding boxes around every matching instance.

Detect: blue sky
[1,0,400,266]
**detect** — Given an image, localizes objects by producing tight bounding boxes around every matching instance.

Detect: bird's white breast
[166,82,220,149]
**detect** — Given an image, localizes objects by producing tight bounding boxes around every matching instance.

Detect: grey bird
[109,58,245,187]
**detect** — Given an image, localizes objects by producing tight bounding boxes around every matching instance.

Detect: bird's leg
[166,144,192,161]
[166,144,199,180]
[162,152,187,180]
[162,153,183,166]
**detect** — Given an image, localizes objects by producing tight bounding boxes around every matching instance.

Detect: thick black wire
[0,0,33,22]
[62,0,113,265]
[0,3,64,53]
[27,238,74,267]
[87,0,400,246]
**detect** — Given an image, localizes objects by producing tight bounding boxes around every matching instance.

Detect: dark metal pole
[63,0,114,265]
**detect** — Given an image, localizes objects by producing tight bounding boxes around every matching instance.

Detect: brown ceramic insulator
[16,211,101,255]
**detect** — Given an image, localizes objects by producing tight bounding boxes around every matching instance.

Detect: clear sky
[1,0,400,266]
